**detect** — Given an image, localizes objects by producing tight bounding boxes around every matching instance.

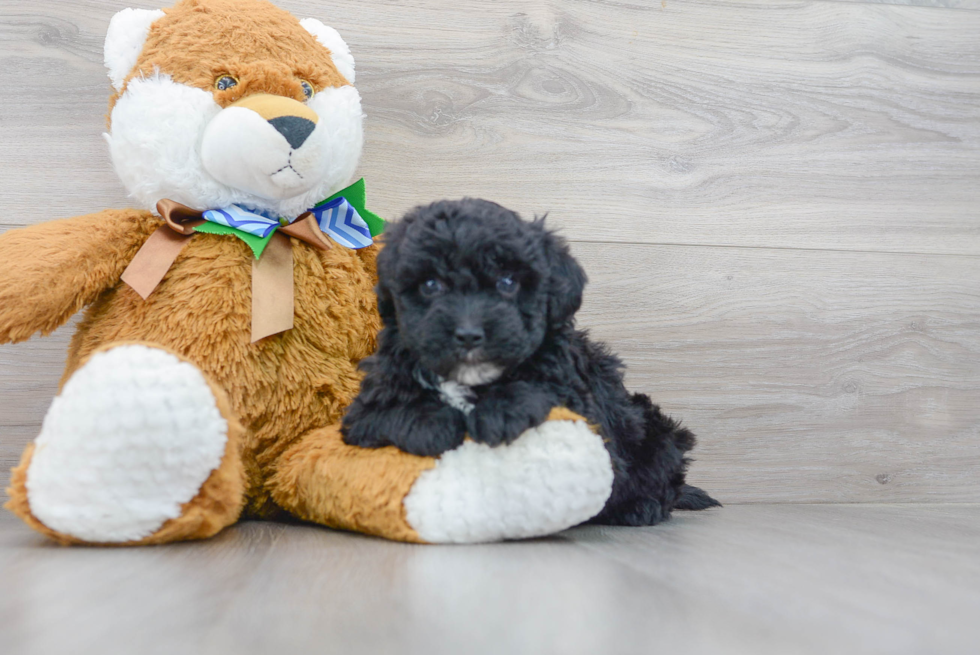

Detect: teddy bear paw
[24,344,229,543]
[403,416,614,543]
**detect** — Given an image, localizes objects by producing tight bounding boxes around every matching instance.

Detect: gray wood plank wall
[1,0,978,503]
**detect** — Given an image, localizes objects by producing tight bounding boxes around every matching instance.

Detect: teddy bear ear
[104,8,166,92]
[300,18,356,84]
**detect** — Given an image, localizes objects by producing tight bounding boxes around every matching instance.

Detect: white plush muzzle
[103,11,363,218]
[200,88,363,206]
[107,77,363,218]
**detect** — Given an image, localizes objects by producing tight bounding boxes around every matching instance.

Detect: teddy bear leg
[4,343,246,545]
[268,408,615,544]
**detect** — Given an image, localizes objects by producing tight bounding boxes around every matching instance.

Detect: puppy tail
[674,484,722,510]
[630,392,721,512]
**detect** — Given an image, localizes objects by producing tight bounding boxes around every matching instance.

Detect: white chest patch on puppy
[416,364,504,413]
[452,363,503,386]
[415,368,477,414]
[437,379,476,414]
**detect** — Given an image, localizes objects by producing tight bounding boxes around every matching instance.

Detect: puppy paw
[343,403,467,457]
[396,405,469,457]
[341,420,392,450]
[467,381,555,447]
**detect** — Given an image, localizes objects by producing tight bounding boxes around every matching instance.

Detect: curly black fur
[341,198,719,525]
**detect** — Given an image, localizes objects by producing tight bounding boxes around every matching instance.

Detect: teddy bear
[1,0,615,545]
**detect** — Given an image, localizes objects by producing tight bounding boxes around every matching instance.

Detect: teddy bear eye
[419,278,446,298]
[300,80,315,100]
[214,75,238,91]
[496,275,519,296]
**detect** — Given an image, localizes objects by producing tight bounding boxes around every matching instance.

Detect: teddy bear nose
[268,115,316,150]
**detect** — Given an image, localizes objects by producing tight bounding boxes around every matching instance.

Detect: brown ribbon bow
[121,200,332,342]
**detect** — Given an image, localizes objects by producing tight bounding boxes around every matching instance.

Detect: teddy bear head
[104,0,362,219]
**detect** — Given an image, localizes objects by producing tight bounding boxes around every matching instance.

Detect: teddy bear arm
[268,408,616,544]
[0,209,157,343]
[268,423,434,543]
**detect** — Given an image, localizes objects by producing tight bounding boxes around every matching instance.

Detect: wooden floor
[0,504,977,655]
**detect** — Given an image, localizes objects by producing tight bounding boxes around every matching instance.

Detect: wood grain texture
[349,0,980,256]
[572,242,980,503]
[1,504,978,655]
[4,1,979,253]
[836,0,980,8]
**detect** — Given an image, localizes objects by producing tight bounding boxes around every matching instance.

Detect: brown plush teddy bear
[1,0,614,545]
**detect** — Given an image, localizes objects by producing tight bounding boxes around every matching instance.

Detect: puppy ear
[540,222,587,327]
[375,228,402,327]
[376,282,397,327]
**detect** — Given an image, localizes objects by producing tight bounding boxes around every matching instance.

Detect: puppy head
[377,199,587,385]
[103,0,362,219]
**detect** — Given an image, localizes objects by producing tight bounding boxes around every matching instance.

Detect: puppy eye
[496,275,519,296]
[300,80,315,100]
[419,278,446,298]
[214,75,238,91]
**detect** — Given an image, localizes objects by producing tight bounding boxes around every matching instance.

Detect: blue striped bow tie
[202,196,373,250]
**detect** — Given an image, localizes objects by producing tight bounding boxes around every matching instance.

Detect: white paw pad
[404,419,614,543]
[25,345,228,543]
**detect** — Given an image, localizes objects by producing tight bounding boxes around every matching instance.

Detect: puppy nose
[454,326,485,350]
[268,115,316,149]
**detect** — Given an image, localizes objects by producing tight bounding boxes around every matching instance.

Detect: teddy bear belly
[60,236,381,507]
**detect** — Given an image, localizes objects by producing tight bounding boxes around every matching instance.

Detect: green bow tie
[195,178,384,258]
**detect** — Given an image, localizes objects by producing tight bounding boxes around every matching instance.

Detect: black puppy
[342,199,718,525]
